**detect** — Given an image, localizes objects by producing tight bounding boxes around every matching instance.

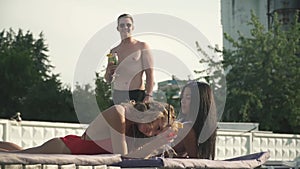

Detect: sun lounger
[0,151,270,169]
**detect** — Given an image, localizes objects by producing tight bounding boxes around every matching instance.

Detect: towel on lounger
[0,153,122,165]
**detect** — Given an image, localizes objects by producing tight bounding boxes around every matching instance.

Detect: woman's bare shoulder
[102,105,126,119]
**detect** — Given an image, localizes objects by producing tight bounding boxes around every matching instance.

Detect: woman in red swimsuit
[0,101,181,159]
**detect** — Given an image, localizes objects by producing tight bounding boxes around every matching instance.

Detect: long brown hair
[180,81,217,159]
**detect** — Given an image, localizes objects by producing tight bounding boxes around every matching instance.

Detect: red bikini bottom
[60,135,112,155]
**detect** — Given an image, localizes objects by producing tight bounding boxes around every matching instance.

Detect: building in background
[221,0,300,49]
[220,1,300,167]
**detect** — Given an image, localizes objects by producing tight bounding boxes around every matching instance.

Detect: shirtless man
[105,14,154,104]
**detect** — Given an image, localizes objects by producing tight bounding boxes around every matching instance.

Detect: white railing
[1,119,299,162]
[0,119,87,149]
[216,129,300,161]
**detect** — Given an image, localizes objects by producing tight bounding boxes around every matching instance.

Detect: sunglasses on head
[119,23,132,28]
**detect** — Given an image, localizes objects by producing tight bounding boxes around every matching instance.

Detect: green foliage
[0,28,115,123]
[156,87,181,116]
[222,12,300,133]
[72,74,112,124]
[195,42,227,120]
[23,75,77,122]
[95,73,113,111]
[72,83,99,123]
[0,29,76,122]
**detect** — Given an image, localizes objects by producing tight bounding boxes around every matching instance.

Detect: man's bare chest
[118,48,142,63]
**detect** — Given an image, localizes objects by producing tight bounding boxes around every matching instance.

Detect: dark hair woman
[173,81,217,159]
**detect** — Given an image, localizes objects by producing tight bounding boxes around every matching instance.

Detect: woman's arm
[101,105,128,155]
[123,127,176,159]
[173,123,198,158]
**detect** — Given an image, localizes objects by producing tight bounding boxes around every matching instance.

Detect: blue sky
[0,0,223,89]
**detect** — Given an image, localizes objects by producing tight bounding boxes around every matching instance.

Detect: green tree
[221,12,300,133]
[0,29,41,116]
[72,73,112,124]
[72,83,99,123]
[0,29,76,122]
[195,42,226,121]
[95,73,113,110]
[23,75,77,123]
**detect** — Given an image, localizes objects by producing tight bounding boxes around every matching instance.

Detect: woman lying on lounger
[0,101,181,159]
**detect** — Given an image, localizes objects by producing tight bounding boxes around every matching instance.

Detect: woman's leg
[0,141,23,151]
[16,137,71,154]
